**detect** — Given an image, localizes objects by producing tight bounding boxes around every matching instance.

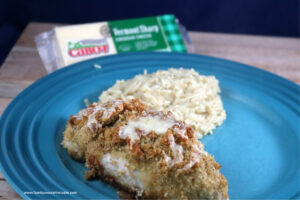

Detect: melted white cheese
[177,143,207,173]
[173,126,188,139]
[118,116,175,145]
[74,100,123,133]
[163,136,207,172]
[101,153,143,194]
[166,134,183,167]
[86,104,103,133]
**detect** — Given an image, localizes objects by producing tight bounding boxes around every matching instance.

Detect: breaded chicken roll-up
[62,99,228,200]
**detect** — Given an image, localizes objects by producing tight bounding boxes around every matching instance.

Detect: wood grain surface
[0,22,299,198]
[0,180,22,199]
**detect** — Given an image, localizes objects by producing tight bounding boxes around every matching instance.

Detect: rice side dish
[99,68,226,138]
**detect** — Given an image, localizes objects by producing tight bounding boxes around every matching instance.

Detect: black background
[0,0,299,65]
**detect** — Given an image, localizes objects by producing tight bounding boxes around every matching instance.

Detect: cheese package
[35,14,193,73]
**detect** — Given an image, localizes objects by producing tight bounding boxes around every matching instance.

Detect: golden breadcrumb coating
[62,99,228,199]
[61,99,124,161]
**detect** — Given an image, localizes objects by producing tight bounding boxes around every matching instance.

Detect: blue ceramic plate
[0,52,299,199]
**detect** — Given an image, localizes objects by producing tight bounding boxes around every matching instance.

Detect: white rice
[99,68,226,138]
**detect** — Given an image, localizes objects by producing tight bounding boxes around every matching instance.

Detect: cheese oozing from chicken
[118,116,175,145]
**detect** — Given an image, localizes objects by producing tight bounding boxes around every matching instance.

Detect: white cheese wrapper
[35,22,117,73]
[34,15,194,73]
